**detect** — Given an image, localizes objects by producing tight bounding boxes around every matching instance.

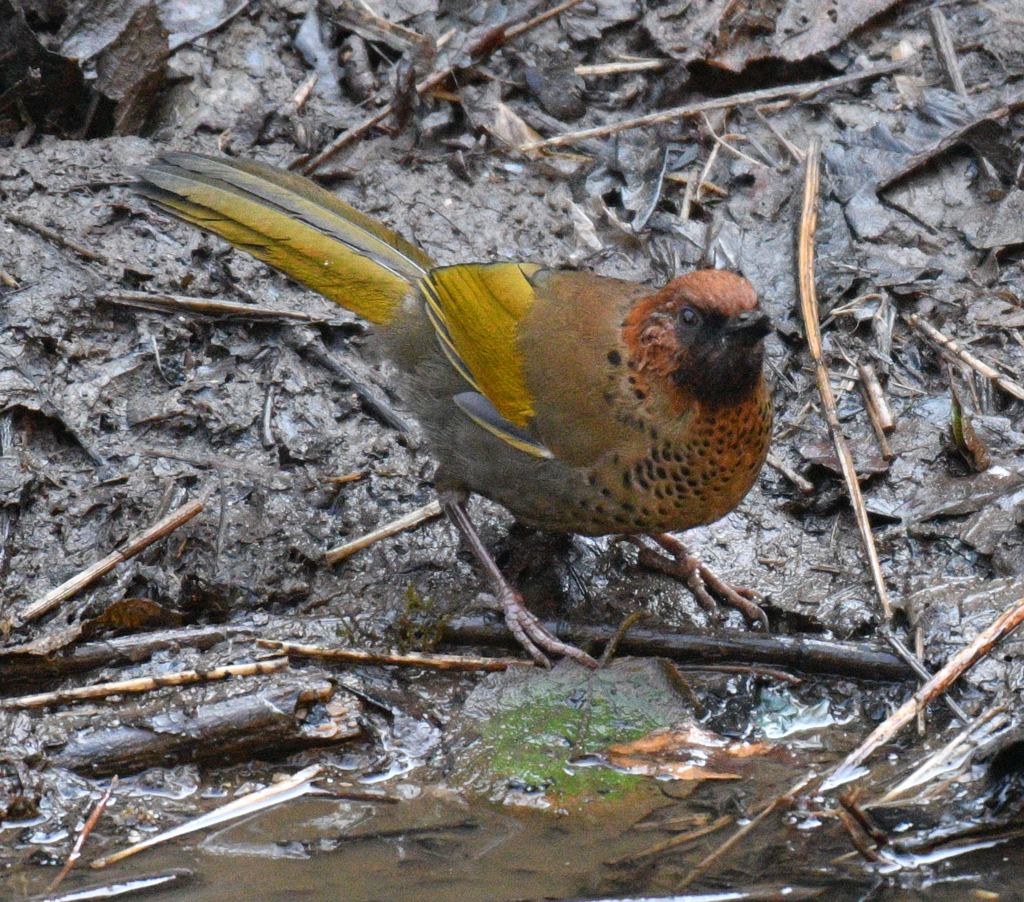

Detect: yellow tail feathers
[137,153,435,325]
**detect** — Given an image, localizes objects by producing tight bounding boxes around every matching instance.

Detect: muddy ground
[2,0,1024,899]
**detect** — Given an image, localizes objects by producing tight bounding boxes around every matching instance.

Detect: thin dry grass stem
[599,609,645,666]
[92,765,324,868]
[169,0,252,51]
[830,848,863,866]
[772,400,814,442]
[981,0,1024,27]
[324,499,443,564]
[504,0,590,39]
[325,469,369,484]
[99,290,331,323]
[575,59,667,76]
[694,143,721,208]
[827,292,887,319]
[864,403,894,460]
[304,0,590,172]
[277,71,318,119]
[765,452,814,493]
[5,212,112,265]
[742,132,783,170]
[839,791,888,844]
[679,167,699,221]
[261,372,278,450]
[45,777,118,894]
[858,364,894,431]
[354,0,431,50]
[18,498,204,623]
[434,26,457,48]
[915,627,927,736]
[700,113,765,169]
[881,630,971,726]
[676,774,812,890]
[797,137,892,621]
[858,365,894,460]
[824,595,1024,790]
[605,814,733,865]
[632,813,712,832]
[927,8,968,97]
[2,658,289,709]
[835,807,882,862]
[673,662,801,684]
[835,362,858,397]
[753,107,805,163]
[522,60,910,151]
[256,640,532,672]
[877,706,1011,804]
[906,313,1024,402]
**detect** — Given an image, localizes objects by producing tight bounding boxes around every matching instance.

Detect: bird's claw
[692,561,769,631]
[502,592,598,669]
[637,533,769,631]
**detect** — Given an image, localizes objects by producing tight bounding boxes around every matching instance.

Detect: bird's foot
[500,587,598,669]
[633,533,769,631]
[441,494,598,668]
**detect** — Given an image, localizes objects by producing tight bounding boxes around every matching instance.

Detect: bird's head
[622,270,771,411]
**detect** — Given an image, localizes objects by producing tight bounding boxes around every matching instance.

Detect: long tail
[136,153,435,325]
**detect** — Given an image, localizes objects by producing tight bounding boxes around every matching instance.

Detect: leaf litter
[2,0,1024,898]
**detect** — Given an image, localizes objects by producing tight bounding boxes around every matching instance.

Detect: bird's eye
[680,307,698,327]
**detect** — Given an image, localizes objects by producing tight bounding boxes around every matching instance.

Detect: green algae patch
[448,657,695,808]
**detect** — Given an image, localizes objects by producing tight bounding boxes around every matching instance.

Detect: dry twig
[906,313,1024,402]
[257,640,531,672]
[858,364,894,459]
[46,778,118,893]
[443,617,916,680]
[303,0,590,172]
[836,805,882,862]
[3,658,289,709]
[598,610,645,666]
[18,498,204,623]
[0,625,254,683]
[279,71,318,116]
[877,705,1010,803]
[605,814,732,865]
[575,59,667,77]
[522,60,910,151]
[4,212,113,265]
[881,629,970,726]
[858,364,894,431]
[753,107,805,163]
[797,137,892,620]
[700,113,766,169]
[677,775,812,889]
[927,8,968,97]
[325,469,369,484]
[98,290,335,323]
[765,452,814,493]
[325,499,443,564]
[824,594,1024,790]
[92,765,324,868]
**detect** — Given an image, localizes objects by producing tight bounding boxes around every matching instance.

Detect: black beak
[725,310,773,341]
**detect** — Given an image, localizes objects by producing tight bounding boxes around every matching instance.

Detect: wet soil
[3,0,1024,899]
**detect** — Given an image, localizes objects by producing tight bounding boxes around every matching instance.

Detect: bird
[136,152,773,667]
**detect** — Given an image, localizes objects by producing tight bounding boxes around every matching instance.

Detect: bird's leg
[441,495,598,668]
[634,533,769,631]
